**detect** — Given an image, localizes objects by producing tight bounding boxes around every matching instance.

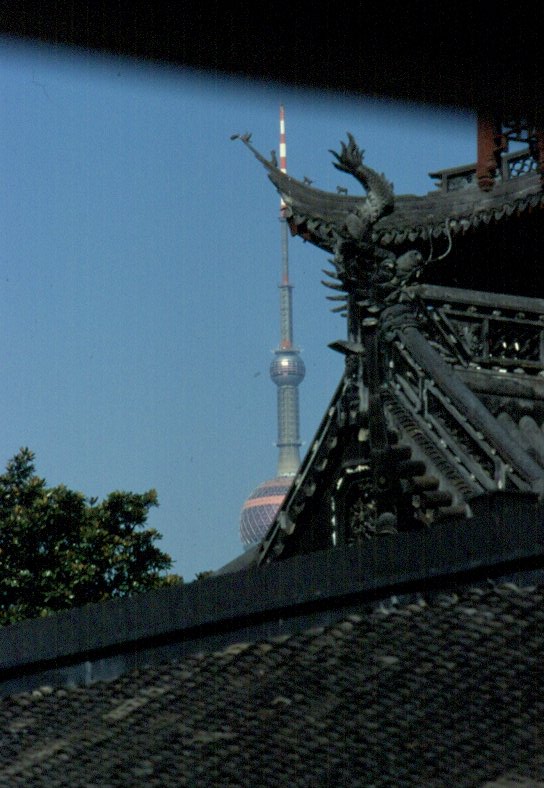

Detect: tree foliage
[0,448,180,625]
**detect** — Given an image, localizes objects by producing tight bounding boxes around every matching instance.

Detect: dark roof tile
[1,582,544,784]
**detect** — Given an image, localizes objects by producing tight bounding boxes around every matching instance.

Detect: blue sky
[0,39,478,580]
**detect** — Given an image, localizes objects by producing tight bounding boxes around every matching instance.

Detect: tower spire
[270,104,305,476]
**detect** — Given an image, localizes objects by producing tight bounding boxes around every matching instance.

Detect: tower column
[276,386,302,476]
[271,352,305,475]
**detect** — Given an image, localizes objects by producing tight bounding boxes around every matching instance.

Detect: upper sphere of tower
[270,350,306,386]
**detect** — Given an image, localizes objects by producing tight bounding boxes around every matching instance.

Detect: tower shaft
[279,218,294,349]
[276,385,302,476]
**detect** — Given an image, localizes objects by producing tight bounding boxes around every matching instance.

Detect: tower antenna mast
[279,104,292,348]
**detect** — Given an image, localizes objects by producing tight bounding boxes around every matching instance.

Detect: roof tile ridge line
[374,191,544,242]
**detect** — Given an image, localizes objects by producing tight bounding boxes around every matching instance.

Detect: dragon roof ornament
[234,131,430,319]
[234,131,395,249]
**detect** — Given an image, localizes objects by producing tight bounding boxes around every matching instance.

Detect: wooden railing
[429,148,537,193]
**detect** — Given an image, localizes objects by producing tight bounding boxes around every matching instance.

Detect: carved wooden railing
[429,148,537,193]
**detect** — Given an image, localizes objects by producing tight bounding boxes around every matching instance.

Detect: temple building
[236,116,544,567]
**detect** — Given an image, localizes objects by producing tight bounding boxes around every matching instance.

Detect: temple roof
[1,580,544,785]
[373,168,543,246]
[242,138,544,254]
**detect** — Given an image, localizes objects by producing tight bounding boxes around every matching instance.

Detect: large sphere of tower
[270,350,306,387]
[240,477,293,548]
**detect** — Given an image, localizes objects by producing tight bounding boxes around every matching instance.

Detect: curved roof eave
[372,171,544,246]
[281,172,544,252]
[239,137,544,252]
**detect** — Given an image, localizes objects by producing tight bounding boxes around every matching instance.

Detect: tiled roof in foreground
[1,581,544,786]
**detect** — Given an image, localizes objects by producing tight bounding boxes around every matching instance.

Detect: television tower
[240,105,306,548]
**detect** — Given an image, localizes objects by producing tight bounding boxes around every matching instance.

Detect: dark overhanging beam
[1,4,541,117]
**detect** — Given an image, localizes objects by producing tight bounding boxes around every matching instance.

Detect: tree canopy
[0,448,180,625]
